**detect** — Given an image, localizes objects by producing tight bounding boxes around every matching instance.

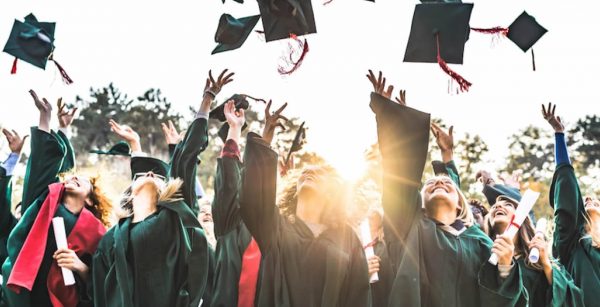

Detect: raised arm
[239,101,287,251]
[21,90,69,213]
[161,120,183,160]
[430,123,460,186]
[542,103,585,263]
[366,70,431,251]
[170,69,234,213]
[212,100,245,236]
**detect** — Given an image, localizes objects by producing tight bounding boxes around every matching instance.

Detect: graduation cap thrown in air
[209,94,267,122]
[212,14,261,54]
[89,141,131,156]
[285,121,306,165]
[222,0,244,3]
[482,184,522,206]
[3,13,73,84]
[257,0,316,42]
[404,3,474,92]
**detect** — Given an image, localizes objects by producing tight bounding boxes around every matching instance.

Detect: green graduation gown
[370,93,523,307]
[0,167,17,267]
[240,133,371,307]
[370,240,392,307]
[1,128,95,307]
[92,118,210,307]
[211,150,261,306]
[550,163,600,306]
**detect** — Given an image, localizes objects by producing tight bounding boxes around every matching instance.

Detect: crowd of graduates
[0,69,598,307]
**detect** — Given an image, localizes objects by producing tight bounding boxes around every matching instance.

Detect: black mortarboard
[421,0,462,2]
[3,13,72,83]
[285,121,306,164]
[222,0,243,3]
[482,184,522,206]
[217,122,248,143]
[209,94,250,122]
[212,14,261,54]
[257,0,317,42]
[89,141,131,156]
[404,3,473,64]
[506,11,547,52]
[130,156,169,180]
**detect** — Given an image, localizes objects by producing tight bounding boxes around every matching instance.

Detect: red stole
[237,237,261,307]
[7,183,106,306]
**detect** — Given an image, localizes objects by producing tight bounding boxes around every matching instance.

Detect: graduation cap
[3,13,73,84]
[482,184,522,206]
[130,156,169,180]
[212,14,261,55]
[284,121,306,165]
[89,141,131,156]
[404,3,473,92]
[209,94,267,122]
[257,0,316,42]
[222,0,243,3]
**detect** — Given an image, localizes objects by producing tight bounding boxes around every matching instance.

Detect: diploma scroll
[489,189,540,265]
[52,217,76,286]
[360,219,379,283]
[528,218,548,263]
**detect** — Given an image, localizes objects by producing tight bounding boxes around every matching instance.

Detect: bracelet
[204,89,216,98]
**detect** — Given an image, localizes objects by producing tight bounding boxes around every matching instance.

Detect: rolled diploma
[52,217,76,286]
[528,218,548,263]
[360,219,379,283]
[489,189,540,265]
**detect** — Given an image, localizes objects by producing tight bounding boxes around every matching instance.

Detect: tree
[455,133,489,198]
[505,125,554,182]
[568,115,600,170]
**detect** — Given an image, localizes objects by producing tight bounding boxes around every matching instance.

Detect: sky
[1,0,598,180]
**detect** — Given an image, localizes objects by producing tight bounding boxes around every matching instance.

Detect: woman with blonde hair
[542,102,600,306]
[92,69,233,307]
[2,90,111,307]
[239,103,370,306]
[367,70,524,307]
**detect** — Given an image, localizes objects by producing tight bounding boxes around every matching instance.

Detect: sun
[329,154,369,183]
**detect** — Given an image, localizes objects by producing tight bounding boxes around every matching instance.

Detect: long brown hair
[483,213,544,271]
[277,165,349,229]
[86,176,113,227]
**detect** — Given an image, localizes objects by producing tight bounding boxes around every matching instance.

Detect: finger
[541,104,547,116]
[368,70,375,83]
[274,102,288,115]
[551,103,556,116]
[385,85,394,97]
[430,126,438,138]
[11,130,20,139]
[223,72,235,83]
[557,116,562,124]
[42,98,51,109]
[366,74,374,85]
[169,120,176,131]
[217,69,228,83]
[377,71,382,88]
[278,115,289,122]
[265,100,272,116]
[209,70,215,84]
[276,123,286,131]
[380,77,387,92]
[223,78,234,85]
[70,108,78,116]
[161,123,168,134]
[448,126,454,137]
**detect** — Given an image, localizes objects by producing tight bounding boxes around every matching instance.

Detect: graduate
[478,178,584,306]
[542,103,600,306]
[239,102,370,306]
[365,207,392,307]
[367,70,524,307]
[209,100,265,307]
[92,69,233,307]
[2,90,111,307]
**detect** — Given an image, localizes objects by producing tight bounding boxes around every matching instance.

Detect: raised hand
[57,98,78,128]
[499,170,522,190]
[2,129,28,154]
[109,119,141,152]
[475,170,495,185]
[204,69,235,98]
[541,102,564,133]
[224,100,246,129]
[394,89,407,106]
[262,100,288,145]
[366,70,394,99]
[161,120,182,145]
[278,154,294,177]
[29,89,52,132]
[430,123,454,162]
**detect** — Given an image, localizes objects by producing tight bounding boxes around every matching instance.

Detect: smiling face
[199,204,213,223]
[489,196,518,230]
[422,176,460,208]
[296,166,329,197]
[585,196,600,218]
[63,175,93,200]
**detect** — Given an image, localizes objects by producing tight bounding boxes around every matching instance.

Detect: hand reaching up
[366,70,394,99]
[431,123,454,162]
[262,100,288,145]
[57,98,78,128]
[109,119,141,152]
[541,102,564,133]
[29,90,52,132]
[2,129,28,154]
[223,100,246,143]
[161,120,183,145]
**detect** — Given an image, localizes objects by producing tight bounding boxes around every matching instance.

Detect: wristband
[204,89,216,98]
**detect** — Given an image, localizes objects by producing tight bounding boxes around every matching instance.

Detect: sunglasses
[133,172,166,182]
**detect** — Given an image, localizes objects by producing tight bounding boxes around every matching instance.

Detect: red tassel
[50,58,73,84]
[277,34,309,75]
[470,27,509,36]
[435,33,471,93]
[10,57,17,74]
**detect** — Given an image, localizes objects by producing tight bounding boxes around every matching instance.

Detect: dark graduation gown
[92,118,210,307]
[211,147,262,307]
[370,240,392,307]
[550,163,600,307]
[1,128,97,307]
[0,167,17,267]
[240,133,370,307]
[370,93,523,307]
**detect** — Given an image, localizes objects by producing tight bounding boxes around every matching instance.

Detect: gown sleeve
[169,118,209,214]
[212,140,243,237]
[546,262,585,306]
[239,132,280,251]
[0,167,18,262]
